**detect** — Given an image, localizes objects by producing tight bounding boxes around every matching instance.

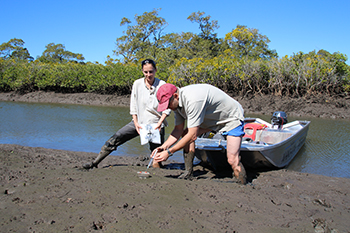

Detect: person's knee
[101,143,115,153]
[103,134,120,151]
[108,131,124,145]
[183,148,195,154]
[227,154,239,168]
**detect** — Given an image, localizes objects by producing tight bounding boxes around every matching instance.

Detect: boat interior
[243,118,301,145]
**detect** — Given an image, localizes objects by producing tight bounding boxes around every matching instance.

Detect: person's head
[141,59,157,83]
[157,83,178,112]
[141,59,157,70]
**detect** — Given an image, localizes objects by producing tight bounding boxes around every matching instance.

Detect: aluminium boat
[195,112,310,171]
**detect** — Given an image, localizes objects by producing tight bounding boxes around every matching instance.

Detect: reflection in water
[1,101,349,178]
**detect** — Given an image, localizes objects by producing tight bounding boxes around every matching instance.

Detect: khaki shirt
[130,78,171,126]
[174,84,244,132]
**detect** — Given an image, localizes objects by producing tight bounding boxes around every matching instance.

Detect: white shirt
[174,84,244,132]
[130,78,171,126]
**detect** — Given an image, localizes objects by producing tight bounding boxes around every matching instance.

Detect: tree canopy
[113,9,277,64]
[113,8,168,62]
[187,11,219,40]
[37,43,85,63]
[224,25,278,59]
[0,38,33,61]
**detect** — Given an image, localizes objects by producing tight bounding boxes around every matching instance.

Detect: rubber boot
[83,150,110,169]
[233,161,247,185]
[178,151,195,180]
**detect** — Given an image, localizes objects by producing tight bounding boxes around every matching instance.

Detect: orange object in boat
[243,123,267,141]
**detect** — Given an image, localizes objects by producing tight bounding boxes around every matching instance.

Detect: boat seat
[243,123,267,141]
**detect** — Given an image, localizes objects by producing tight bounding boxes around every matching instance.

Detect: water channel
[1,101,349,178]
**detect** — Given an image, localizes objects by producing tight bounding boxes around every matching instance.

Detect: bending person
[153,83,247,184]
[83,59,170,169]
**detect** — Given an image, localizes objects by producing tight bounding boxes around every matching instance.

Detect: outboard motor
[271,111,288,129]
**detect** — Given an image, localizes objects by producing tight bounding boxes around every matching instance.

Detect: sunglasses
[141,59,156,69]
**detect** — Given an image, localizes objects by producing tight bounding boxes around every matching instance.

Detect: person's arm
[153,122,184,161]
[129,81,138,115]
[154,113,168,130]
[154,124,199,163]
[168,126,199,154]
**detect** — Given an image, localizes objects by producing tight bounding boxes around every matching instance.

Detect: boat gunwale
[240,120,311,152]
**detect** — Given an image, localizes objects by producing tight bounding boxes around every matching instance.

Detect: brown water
[1,101,349,178]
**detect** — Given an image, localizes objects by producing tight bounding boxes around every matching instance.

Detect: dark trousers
[101,121,165,153]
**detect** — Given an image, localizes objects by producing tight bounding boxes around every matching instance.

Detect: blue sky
[1,0,349,64]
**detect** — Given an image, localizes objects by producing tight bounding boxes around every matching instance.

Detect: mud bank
[0,91,349,119]
[1,144,349,232]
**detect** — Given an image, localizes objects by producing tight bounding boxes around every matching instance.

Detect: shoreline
[1,90,350,119]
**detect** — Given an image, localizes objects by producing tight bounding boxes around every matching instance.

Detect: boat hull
[195,120,310,171]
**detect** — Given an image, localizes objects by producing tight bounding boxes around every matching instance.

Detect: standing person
[153,83,247,184]
[83,59,171,169]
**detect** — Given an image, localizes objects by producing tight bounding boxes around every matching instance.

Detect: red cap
[157,83,177,112]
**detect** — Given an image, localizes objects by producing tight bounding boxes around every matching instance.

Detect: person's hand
[154,122,162,131]
[133,121,142,134]
[155,113,167,131]
[154,150,169,163]
[150,147,163,158]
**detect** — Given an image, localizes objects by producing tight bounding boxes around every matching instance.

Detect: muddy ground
[1,144,349,232]
[0,91,350,232]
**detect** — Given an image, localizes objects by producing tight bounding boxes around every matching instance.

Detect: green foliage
[114,8,168,62]
[37,43,85,63]
[113,10,276,71]
[187,11,219,40]
[225,25,278,60]
[0,38,33,61]
[0,58,139,94]
[0,10,349,98]
[0,50,349,97]
[168,52,349,97]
